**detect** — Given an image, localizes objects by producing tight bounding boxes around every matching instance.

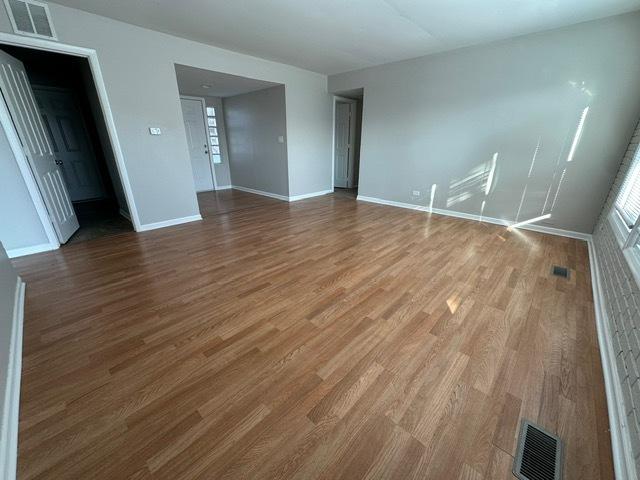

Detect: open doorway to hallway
[333,88,363,199]
[174,64,287,217]
[0,45,133,246]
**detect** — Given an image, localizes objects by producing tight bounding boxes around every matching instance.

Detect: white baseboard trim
[216,185,232,190]
[6,243,57,259]
[119,208,131,222]
[288,189,333,202]
[138,214,203,232]
[516,223,592,242]
[356,195,591,241]
[588,240,637,480]
[232,185,289,202]
[0,277,25,480]
[232,186,336,203]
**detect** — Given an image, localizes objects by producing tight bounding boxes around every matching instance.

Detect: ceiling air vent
[4,0,57,40]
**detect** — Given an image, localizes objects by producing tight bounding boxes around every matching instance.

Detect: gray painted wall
[0,241,19,470]
[0,3,331,230]
[329,13,640,233]
[0,126,49,253]
[224,85,289,196]
[286,82,333,197]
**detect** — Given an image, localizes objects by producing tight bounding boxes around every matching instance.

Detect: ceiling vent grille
[4,0,57,40]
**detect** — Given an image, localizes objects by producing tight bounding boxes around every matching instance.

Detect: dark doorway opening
[0,45,132,245]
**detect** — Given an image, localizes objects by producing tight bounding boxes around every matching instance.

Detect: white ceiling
[50,0,640,74]
[175,64,280,98]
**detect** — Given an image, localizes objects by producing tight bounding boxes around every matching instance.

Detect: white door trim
[0,31,141,235]
[331,95,357,190]
[179,94,218,191]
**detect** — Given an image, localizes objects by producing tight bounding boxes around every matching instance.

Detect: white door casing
[0,49,78,243]
[180,96,217,192]
[34,86,106,202]
[334,101,355,189]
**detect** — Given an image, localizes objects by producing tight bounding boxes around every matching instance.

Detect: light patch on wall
[485,153,498,195]
[550,168,567,212]
[442,103,585,231]
[534,108,586,219]
[528,138,541,178]
[541,172,555,215]
[429,183,437,213]
[447,191,473,207]
[514,139,540,222]
[447,163,489,207]
[515,184,528,223]
[566,106,589,163]
[568,80,594,98]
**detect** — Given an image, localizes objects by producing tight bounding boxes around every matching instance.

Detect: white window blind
[615,146,640,229]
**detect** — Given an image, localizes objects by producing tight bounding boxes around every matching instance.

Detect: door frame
[331,95,358,190]
[0,32,141,252]
[179,95,218,191]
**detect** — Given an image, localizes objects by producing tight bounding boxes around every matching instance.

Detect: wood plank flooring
[12,190,613,479]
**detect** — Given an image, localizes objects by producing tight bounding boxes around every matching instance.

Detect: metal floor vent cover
[551,265,569,279]
[513,420,563,480]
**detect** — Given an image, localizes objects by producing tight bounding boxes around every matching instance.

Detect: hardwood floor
[197,188,283,218]
[12,190,613,479]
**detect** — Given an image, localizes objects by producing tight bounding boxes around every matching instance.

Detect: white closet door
[334,102,353,188]
[0,49,78,243]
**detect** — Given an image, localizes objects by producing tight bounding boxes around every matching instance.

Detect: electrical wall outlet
[149,127,162,135]
[412,190,421,196]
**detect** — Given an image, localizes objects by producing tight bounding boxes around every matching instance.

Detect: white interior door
[0,49,78,243]
[34,87,106,202]
[180,97,215,192]
[334,101,354,188]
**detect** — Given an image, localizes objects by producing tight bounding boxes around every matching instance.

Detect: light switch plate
[277,135,284,144]
[149,127,162,135]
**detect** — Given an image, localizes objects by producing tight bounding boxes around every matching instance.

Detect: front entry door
[0,49,79,243]
[180,97,215,192]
